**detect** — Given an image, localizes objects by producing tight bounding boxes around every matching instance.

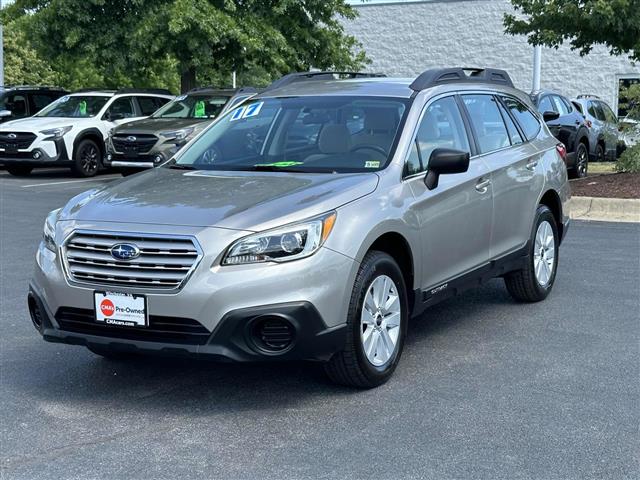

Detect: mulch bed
[570,172,639,199]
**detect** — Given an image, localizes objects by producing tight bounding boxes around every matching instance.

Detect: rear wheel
[6,166,33,176]
[325,251,408,388]
[595,143,605,163]
[569,142,588,179]
[504,205,559,302]
[72,139,101,177]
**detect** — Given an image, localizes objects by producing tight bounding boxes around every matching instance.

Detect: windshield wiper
[168,164,198,171]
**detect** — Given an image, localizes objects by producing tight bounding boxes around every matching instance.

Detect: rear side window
[552,95,570,116]
[497,101,523,145]
[502,96,541,141]
[137,96,167,116]
[462,94,510,154]
[538,96,554,113]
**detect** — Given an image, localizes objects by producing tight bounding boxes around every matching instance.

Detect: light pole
[532,45,542,92]
[0,0,4,86]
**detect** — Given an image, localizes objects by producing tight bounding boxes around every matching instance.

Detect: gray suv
[572,95,619,161]
[28,68,570,388]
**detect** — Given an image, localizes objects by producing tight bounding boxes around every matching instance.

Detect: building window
[617,76,640,118]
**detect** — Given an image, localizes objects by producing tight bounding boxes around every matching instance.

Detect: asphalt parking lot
[1,168,639,480]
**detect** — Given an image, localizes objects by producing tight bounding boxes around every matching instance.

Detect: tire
[595,143,605,163]
[87,345,137,360]
[325,251,409,388]
[569,142,588,179]
[72,139,101,177]
[6,166,33,176]
[504,205,559,303]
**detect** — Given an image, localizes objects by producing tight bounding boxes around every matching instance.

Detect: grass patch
[588,162,616,174]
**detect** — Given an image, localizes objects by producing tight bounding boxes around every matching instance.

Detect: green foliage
[3,20,58,85]
[504,0,640,61]
[2,0,369,92]
[615,144,640,172]
[618,83,640,121]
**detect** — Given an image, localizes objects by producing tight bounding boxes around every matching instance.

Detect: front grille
[55,307,210,345]
[0,132,37,150]
[63,231,201,290]
[112,134,158,155]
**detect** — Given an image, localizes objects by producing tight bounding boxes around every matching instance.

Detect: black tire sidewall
[73,139,101,177]
[528,206,559,299]
[348,252,408,383]
[596,144,605,162]
[575,143,588,178]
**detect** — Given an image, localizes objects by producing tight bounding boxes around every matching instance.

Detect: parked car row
[529,91,622,178]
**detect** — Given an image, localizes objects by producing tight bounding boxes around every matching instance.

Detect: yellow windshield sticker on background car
[364,161,380,168]
[194,100,206,118]
[255,161,304,167]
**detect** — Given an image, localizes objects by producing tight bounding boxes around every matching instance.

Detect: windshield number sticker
[365,161,380,168]
[229,106,246,122]
[243,102,264,118]
[175,94,187,101]
[59,96,70,103]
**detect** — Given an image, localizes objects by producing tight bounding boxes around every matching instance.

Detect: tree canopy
[1,0,369,92]
[505,0,640,61]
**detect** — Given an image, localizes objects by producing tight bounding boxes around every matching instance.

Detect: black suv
[530,90,590,178]
[104,87,257,174]
[0,86,68,123]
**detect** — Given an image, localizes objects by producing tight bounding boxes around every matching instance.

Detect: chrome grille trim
[62,230,203,291]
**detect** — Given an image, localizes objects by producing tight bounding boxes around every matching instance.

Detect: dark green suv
[104,87,257,174]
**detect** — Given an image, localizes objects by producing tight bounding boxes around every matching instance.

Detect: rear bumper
[29,286,347,362]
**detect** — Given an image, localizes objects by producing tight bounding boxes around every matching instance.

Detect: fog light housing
[107,154,112,161]
[33,151,41,159]
[154,154,163,164]
[250,316,295,353]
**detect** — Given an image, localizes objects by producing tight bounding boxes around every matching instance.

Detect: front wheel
[504,205,559,302]
[72,139,101,177]
[325,251,408,388]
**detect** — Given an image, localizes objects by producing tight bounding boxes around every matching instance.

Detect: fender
[71,127,105,161]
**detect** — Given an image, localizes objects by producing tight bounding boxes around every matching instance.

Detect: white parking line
[21,176,120,188]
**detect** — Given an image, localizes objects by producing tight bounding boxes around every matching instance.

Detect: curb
[570,196,640,223]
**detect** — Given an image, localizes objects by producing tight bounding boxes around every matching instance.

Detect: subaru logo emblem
[7,133,17,139]
[126,136,137,143]
[110,243,140,261]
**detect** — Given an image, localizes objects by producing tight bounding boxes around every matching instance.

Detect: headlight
[222,212,337,265]
[40,126,72,138]
[43,208,61,252]
[159,127,195,141]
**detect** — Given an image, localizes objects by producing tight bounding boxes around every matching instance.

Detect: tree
[3,0,369,92]
[2,20,58,85]
[504,0,640,61]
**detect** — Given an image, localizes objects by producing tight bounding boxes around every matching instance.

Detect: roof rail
[115,87,173,96]
[186,86,258,94]
[264,71,386,92]
[2,85,67,91]
[410,67,514,91]
[576,94,601,99]
[72,88,117,94]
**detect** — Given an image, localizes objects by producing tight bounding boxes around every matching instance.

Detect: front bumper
[30,225,356,361]
[0,137,70,166]
[104,139,183,169]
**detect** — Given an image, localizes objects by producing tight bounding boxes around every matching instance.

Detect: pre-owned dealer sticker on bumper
[94,291,147,327]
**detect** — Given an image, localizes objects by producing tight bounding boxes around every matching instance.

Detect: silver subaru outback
[29,68,570,388]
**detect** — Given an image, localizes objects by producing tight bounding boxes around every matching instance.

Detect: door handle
[475,178,491,193]
[526,159,538,170]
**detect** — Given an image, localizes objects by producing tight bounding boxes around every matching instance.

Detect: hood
[0,116,86,131]
[61,168,379,231]
[114,117,210,134]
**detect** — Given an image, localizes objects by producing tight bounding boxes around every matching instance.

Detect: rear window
[502,96,541,141]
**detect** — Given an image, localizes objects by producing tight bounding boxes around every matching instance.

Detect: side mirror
[542,111,560,122]
[0,109,12,118]
[424,148,470,190]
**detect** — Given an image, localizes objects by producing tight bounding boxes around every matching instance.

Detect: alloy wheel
[80,145,99,175]
[533,220,556,286]
[361,275,401,366]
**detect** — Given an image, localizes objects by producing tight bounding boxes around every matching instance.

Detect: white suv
[0,89,173,177]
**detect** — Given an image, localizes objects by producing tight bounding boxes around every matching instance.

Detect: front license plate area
[94,291,147,327]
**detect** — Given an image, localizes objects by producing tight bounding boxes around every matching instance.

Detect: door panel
[408,159,492,290]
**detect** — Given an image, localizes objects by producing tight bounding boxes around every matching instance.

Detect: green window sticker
[78,100,87,116]
[254,161,304,167]
[194,100,206,118]
[364,161,380,168]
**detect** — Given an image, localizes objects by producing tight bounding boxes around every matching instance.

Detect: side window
[462,94,510,154]
[406,96,470,175]
[538,96,555,113]
[572,101,584,115]
[497,101,523,145]
[592,102,606,121]
[108,97,135,119]
[137,96,162,116]
[30,94,57,113]
[502,96,541,141]
[6,94,28,117]
[601,102,617,123]
[552,95,570,116]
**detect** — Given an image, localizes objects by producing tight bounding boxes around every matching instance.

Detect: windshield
[36,95,109,118]
[153,94,231,119]
[169,96,408,173]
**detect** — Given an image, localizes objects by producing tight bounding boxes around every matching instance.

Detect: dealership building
[343,0,640,116]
